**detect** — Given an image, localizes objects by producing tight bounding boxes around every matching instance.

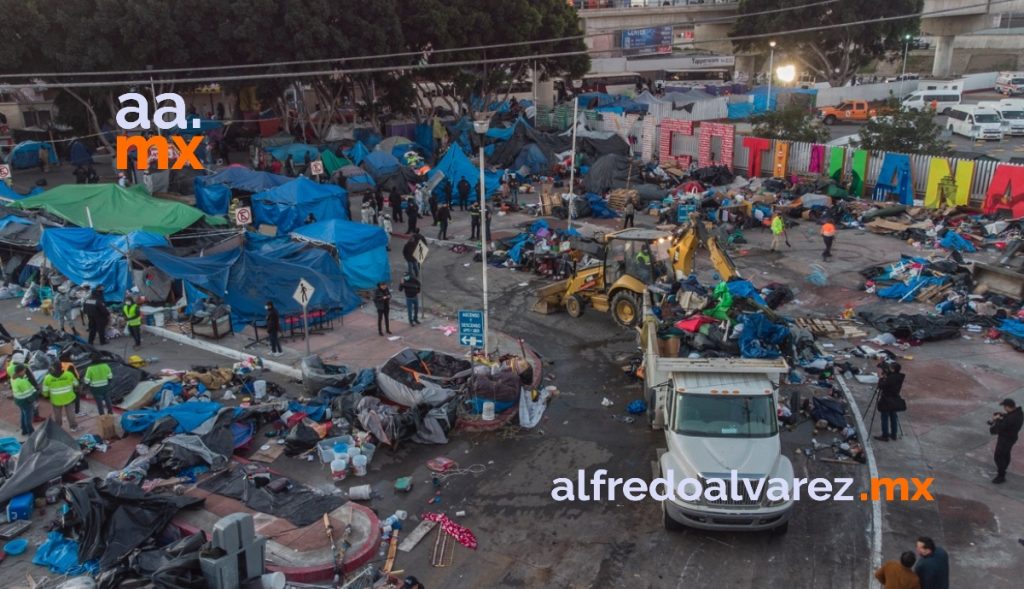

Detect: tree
[731,0,922,87]
[857,99,949,155]
[750,104,831,143]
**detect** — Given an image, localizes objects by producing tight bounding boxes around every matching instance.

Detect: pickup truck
[641,292,794,533]
[817,100,892,125]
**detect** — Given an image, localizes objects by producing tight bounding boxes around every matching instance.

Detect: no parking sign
[0,164,10,180]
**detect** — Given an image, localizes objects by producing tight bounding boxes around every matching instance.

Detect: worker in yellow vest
[11,364,37,437]
[42,362,79,431]
[123,293,142,348]
[770,213,785,252]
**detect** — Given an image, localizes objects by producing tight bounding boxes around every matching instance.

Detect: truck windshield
[1001,111,1024,119]
[975,114,1001,123]
[1013,78,1024,85]
[673,394,778,438]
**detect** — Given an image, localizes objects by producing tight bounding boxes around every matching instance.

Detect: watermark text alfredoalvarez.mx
[550,470,934,503]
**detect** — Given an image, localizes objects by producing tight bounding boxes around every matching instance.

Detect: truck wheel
[663,501,684,532]
[823,115,837,125]
[565,294,585,318]
[611,291,640,327]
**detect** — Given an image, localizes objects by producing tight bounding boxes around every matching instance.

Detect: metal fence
[723,135,1018,204]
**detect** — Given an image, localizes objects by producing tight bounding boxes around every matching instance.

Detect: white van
[901,90,961,114]
[945,105,1004,141]
[978,100,1024,136]
[995,72,1024,96]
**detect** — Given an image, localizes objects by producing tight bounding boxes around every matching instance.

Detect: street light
[767,41,776,112]
[776,65,796,84]
[899,34,912,98]
[472,117,490,355]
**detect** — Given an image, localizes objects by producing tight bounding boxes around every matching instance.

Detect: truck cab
[978,100,1024,136]
[642,294,793,533]
[817,100,882,125]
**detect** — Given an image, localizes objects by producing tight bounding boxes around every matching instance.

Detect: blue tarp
[251,176,349,233]
[738,313,790,359]
[726,280,768,306]
[512,143,551,175]
[193,166,291,215]
[940,231,977,253]
[69,141,93,166]
[877,276,947,300]
[41,228,167,301]
[428,147,502,203]
[363,152,401,180]
[168,118,223,137]
[33,532,99,576]
[414,123,434,159]
[291,219,390,289]
[346,141,371,165]
[0,215,32,230]
[584,193,619,219]
[143,235,363,331]
[997,318,1024,339]
[0,183,42,201]
[121,401,224,434]
[265,143,321,163]
[728,102,755,120]
[5,141,58,169]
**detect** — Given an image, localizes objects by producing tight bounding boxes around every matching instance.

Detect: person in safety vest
[770,213,786,252]
[11,364,37,437]
[84,353,114,416]
[42,362,79,432]
[123,293,142,348]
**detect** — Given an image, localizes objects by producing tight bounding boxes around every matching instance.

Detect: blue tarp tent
[339,165,376,193]
[6,141,58,169]
[512,143,551,175]
[69,141,93,166]
[428,147,502,203]
[143,236,362,331]
[0,183,43,201]
[291,219,390,290]
[193,166,291,215]
[362,152,401,181]
[251,177,349,233]
[265,143,321,163]
[41,228,168,301]
[346,141,371,165]
[167,118,223,138]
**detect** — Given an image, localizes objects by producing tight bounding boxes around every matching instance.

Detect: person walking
[469,202,481,240]
[770,213,785,252]
[874,361,907,442]
[285,154,297,177]
[389,188,403,223]
[42,362,79,432]
[375,188,385,223]
[265,301,283,357]
[82,285,110,345]
[83,353,114,416]
[989,398,1023,484]
[483,206,493,244]
[428,192,439,224]
[436,202,451,240]
[509,175,520,206]
[405,197,419,234]
[821,220,837,261]
[399,273,421,326]
[379,213,394,251]
[11,365,37,438]
[373,282,392,336]
[123,293,142,348]
[913,537,949,589]
[52,283,78,334]
[623,197,636,229]
[874,552,921,589]
[457,178,471,211]
[403,229,426,277]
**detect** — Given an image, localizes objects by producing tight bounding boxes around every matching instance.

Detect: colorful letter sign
[742,137,771,178]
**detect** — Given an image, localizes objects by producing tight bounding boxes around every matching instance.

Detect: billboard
[620,26,673,56]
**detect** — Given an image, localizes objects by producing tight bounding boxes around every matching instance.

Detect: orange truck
[816,100,893,125]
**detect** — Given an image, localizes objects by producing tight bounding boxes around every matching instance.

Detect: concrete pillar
[932,35,955,77]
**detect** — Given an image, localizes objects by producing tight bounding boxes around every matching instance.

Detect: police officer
[82,285,110,345]
[469,202,481,240]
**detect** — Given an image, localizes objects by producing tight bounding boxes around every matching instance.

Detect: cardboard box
[97,414,118,440]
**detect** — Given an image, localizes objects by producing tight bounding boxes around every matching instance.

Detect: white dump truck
[641,292,794,533]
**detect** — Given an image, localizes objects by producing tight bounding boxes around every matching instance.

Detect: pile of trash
[488,219,581,276]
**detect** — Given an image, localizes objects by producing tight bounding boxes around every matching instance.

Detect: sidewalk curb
[143,325,301,380]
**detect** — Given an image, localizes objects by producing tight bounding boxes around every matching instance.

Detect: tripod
[863,385,905,439]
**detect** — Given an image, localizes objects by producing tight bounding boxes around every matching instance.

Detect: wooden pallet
[794,318,868,339]
[915,282,951,304]
[607,188,638,212]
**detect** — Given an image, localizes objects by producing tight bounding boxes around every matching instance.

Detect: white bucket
[347,446,361,460]
[361,442,376,464]
[153,310,166,327]
[330,457,348,480]
[481,401,496,421]
[259,572,286,589]
[348,484,372,500]
[352,454,368,477]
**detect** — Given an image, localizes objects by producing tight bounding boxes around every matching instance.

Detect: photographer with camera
[988,398,1023,484]
[873,360,907,442]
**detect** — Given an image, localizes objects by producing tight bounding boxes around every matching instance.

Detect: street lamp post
[899,34,911,98]
[473,118,490,355]
[767,41,776,112]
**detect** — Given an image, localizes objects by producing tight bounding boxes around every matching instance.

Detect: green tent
[12,183,226,235]
[320,150,352,175]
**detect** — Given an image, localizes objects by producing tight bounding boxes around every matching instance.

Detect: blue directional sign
[458,309,484,347]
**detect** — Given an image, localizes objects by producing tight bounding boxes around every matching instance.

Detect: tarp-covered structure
[142,234,363,331]
[346,141,371,165]
[265,143,320,163]
[488,118,629,172]
[0,420,83,504]
[41,227,168,300]
[363,151,401,180]
[5,141,58,169]
[320,150,352,175]
[0,182,44,201]
[291,219,389,289]
[251,176,349,233]
[428,147,502,203]
[584,154,645,194]
[338,164,376,193]
[193,165,290,215]
[13,184,225,235]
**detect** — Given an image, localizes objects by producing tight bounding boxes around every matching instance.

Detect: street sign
[293,278,316,307]
[458,309,483,347]
[309,160,324,176]
[0,164,10,180]
[235,206,252,225]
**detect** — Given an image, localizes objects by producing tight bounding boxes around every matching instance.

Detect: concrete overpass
[575,0,1024,78]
